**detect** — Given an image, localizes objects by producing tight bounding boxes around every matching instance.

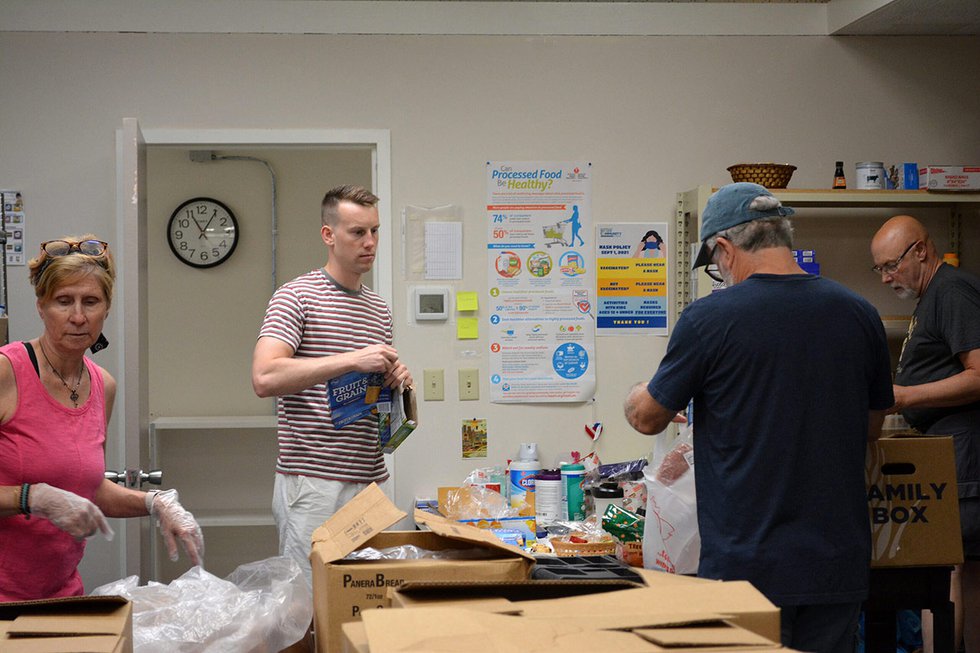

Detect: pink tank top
[0,342,107,601]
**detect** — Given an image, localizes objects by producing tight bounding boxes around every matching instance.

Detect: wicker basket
[550,535,617,557]
[727,163,797,189]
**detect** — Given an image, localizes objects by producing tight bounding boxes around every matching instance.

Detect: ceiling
[2,0,979,36]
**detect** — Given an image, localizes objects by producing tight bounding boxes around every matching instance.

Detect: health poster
[486,161,595,403]
[1,190,26,266]
[596,222,670,336]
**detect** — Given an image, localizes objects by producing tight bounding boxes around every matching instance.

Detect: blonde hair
[28,234,116,307]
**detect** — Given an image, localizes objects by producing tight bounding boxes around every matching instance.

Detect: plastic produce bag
[643,427,700,574]
[91,556,312,653]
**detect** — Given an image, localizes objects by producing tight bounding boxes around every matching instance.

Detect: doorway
[86,125,392,589]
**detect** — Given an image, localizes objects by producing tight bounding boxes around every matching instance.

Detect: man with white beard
[871,215,980,653]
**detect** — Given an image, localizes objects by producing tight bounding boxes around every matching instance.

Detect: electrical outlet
[422,369,444,401]
[459,368,479,401]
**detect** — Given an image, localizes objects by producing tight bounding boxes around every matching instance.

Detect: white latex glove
[149,489,205,566]
[28,482,114,541]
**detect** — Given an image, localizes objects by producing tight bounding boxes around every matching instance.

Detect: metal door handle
[104,468,163,488]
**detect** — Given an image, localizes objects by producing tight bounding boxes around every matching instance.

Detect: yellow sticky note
[457,291,479,312]
[457,317,479,340]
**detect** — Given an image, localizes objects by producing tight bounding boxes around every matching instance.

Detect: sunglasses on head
[40,239,108,257]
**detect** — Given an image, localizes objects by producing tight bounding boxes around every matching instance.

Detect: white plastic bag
[91,556,312,653]
[643,428,701,574]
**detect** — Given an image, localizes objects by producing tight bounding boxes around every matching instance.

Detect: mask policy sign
[596,223,670,336]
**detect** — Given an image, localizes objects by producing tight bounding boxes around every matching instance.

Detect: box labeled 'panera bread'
[867,434,963,568]
[310,483,533,653]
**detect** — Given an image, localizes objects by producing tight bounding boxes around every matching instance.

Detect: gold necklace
[37,339,84,407]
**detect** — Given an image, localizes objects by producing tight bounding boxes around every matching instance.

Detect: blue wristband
[19,483,31,518]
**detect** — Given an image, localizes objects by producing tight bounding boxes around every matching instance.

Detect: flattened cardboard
[341,621,370,653]
[390,578,643,611]
[413,508,535,561]
[389,577,778,644]
[867,435,964,567]
[360,607,661,653]
[356,607,785,653]
[310,483,534,653]
[0,595,132,653]
[517,581,779,642]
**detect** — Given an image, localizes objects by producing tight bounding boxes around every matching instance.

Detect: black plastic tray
[532,555,645,584]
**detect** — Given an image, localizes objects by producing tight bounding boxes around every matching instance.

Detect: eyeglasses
[871,241,918,275]
[40,239,108,257]
[704,242,725,283]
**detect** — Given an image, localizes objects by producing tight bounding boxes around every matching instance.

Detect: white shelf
[194,509,276,528]
[150,415,277,431]
[707,187,980,208]
[677,185,980,309]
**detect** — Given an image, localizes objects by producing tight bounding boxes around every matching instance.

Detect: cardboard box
[918,165,980,190]
[867,434,964,567]
[0,595,132,653]
[388,572,779,643]
[349,606,786,653]
[390,578,643,611]
[310,483,534,653]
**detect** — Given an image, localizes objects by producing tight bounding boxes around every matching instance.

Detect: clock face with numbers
[167,197,239,268]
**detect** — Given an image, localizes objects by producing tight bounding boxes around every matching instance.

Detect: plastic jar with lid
[855,162,886,190]
[591,482,625,520]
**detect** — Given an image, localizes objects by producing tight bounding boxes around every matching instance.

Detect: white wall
[2,31,979,585]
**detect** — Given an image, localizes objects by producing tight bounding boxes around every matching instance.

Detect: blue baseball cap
[692,182,795,269]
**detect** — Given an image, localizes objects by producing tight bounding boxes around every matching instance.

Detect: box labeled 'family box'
[310,482,534,653]
[867,434,963,568]
[0,595,132,653]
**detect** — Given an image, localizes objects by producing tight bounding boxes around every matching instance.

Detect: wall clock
[167,197,239,268]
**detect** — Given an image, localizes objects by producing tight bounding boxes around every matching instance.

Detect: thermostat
[413,286,451,321]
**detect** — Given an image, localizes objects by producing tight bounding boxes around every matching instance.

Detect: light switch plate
[459,368,479,401]
[423,369,445,401]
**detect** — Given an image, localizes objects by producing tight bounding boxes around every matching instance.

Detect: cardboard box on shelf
[310,483,534,653]
[0,595,132,653]
[867,434,964,568]
[347,605,787,653]
[918,165,980,191]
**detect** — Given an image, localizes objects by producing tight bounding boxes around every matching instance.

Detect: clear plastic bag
[91,556,312,653]
[643,426,701,574]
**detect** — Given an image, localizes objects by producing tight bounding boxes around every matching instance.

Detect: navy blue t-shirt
[648,274,894,606]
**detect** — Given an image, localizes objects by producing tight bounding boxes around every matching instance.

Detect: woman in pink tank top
[0,236,204,601]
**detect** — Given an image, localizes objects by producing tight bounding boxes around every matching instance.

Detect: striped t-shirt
[258,269,393,483]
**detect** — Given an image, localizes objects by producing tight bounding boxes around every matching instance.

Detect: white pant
[272,473,389,588]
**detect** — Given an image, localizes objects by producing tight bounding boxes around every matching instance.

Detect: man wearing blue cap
[624,182,894,653]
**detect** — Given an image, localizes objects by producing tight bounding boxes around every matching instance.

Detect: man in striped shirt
[252,184,413,587]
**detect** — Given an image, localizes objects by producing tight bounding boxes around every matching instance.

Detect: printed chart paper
[486,161,595,403]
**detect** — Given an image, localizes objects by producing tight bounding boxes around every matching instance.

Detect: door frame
[113,124,392,579]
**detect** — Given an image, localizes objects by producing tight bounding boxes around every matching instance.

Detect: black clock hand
[186,212,206,236]
[200,208,218,239]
